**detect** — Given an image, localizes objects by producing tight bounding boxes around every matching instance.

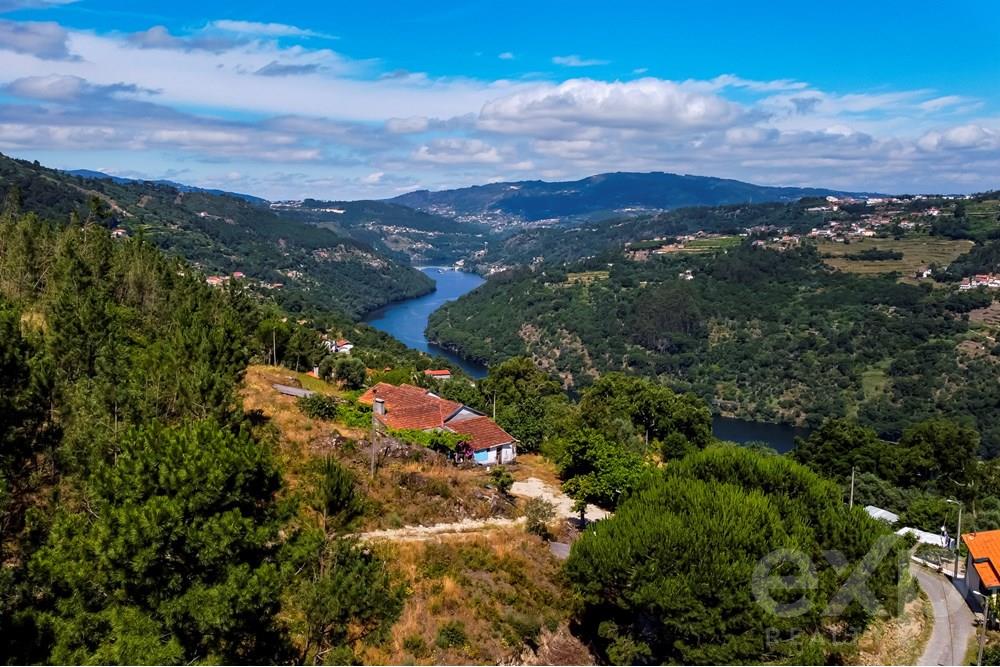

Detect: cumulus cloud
[918,124,999,151]
[0,19,73,59]
[479,78,745,135]
[552,54,610,67]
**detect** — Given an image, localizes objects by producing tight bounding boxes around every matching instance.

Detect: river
[363,267,488,378]
[364,266,805,453]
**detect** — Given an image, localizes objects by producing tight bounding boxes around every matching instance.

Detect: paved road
[913,565,975,666]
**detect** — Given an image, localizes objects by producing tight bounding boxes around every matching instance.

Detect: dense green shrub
[435,620,468,649]
[565,446,907,665]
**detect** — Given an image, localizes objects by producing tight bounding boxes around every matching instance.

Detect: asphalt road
[914,565,975,666]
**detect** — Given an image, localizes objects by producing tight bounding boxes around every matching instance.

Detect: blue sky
[0,0,998,198]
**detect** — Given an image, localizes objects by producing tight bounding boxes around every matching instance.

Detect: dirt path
[354,477,609,543]
[511,477,610,522]
[913,565,976,666]
[355,517,524,542]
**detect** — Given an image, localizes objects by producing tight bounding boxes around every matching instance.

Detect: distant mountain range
[65,169,268,205]
[0,154,432,317]
[389,172,877,224]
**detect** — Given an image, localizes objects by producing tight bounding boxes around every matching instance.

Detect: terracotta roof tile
[963,530,1000,589]
[358,382,513,450]
[447,416,516,452]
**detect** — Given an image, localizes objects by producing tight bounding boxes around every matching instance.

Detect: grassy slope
[240,365,581,664]
[818,237,974,276]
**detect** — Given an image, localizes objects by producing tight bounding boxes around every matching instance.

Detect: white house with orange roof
[358,382,517,465]
[963,530,1000,596]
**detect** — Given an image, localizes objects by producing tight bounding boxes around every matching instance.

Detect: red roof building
[358,382,516,464]
[963,530,1000,594]
[423,369,453,380]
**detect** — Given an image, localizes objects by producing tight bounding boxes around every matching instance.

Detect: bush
[502,611,542,649]
[565,446,906,665]
[402,635,430,658]
[490,466,514,496]
[298,394,340,421]
[524,497,556,538]
[334,356,368,390]
[435,620,467,649]
[336,399,371,429]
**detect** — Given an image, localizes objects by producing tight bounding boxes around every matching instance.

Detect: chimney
[374,398,386,416]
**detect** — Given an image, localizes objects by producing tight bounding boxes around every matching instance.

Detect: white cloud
[414,138,503,164]
[0,16,996,196]
[209,19,335,40]
[917,95,966,112]
[0,19,73,59]
[498,52,514,60]
[386,116,430,134]
[479,78,745,135]
[552,54,610,67]
[4,74,150,100]
[918,124,999,151]
[0,0,74,12]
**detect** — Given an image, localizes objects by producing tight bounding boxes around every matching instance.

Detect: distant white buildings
[959,274,1000,290]
[322,337,354,354]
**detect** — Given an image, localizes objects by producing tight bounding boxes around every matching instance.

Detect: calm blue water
[363,267,488,378]
[365,266,806,451]
[711,415,808,454]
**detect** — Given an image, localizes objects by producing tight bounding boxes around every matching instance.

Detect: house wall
[474,449,495,465]
[472,443,517,465]
[967,554,982,593]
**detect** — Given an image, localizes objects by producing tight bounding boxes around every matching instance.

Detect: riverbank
[362,266,809,452]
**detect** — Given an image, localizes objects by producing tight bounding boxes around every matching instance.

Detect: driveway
[913,565,976,666]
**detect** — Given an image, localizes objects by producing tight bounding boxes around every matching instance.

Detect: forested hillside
[0,153,432,317]
[428,244,1000,456]
[273,199,487,265]
[0,209,406,663]
[474,200,827,268]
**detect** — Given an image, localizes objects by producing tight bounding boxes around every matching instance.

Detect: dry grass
[853,593,932,665]
[361,529,581,665]
[970,301,1000,327]
[818,237,973,276]
[510,453,562,486]
[346,456,515,531]
[242,365,514,530]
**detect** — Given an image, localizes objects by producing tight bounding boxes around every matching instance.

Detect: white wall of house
[473,443,517,465]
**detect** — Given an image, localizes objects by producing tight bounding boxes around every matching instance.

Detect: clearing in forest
[818,237,973,276]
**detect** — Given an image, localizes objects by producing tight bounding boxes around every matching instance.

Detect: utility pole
[849,466,856,508]
[973,590,991,667]
[947,498,963,579]
[371,398,384,479]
